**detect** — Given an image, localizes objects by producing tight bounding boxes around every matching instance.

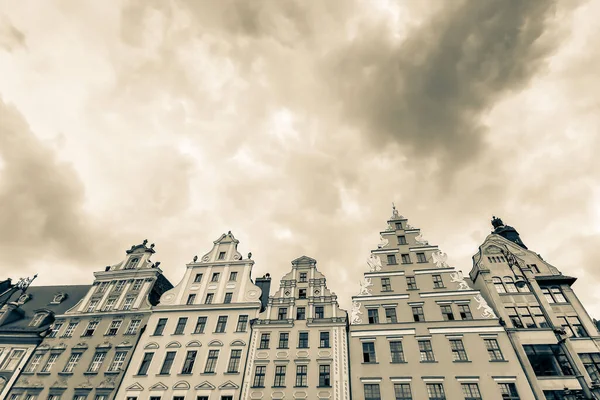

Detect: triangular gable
[218,380,239,390]
[194,381,216,390]
[126,382,144,391]
[291,255,317,265]
[173,381,190,390]
[149,382,169,391]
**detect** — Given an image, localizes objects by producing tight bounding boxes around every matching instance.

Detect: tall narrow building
[470,217,600,400]
[241,255,350,400]
[6,240,173,400]
[116,232,270,400]
[348,207,536,400]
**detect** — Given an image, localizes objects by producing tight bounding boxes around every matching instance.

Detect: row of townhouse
[2,207,600,400]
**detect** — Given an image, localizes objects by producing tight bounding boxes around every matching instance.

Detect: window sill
[318,347,331,349]
[224,372,240,375]
[83,371,99,375]
[104,371,120,375]
[132,374,147,377]
[259,348,270,350]
[58,372,74,376]
[453,360,471,363]
[21,372,34,375]
[200,372,216,375]
[251,386,265,389]
[272,386,286,388]
[420,361,438,363]
[433,286,447,289]
[406,288,419,291]
[156,373,171,376]
[317,386,332,388]
[171,333,185,336]
[37,372,51,376]
[297,347,310,350]
[489,359,508,362]
[277,347,289,350]
[178,373,193,376]
[294,386,309,388]
[362,362,379,365]
[390,361,407,364]
[213,332,226,334]
[387,263,398,266]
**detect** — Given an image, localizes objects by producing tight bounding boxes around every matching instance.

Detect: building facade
[470,217,600,400]
[116,232,271,400]
[7,240,173,400]
[348,207,536,400]
[241,255,350,400]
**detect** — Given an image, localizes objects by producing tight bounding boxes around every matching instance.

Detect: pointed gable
[218,380,239,389]
[194,381,216,390]
[126,382,144,391]
[149,382,169,391]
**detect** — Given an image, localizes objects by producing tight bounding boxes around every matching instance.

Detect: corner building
[116,232,271,400]
[470,217,600,399]
[348,207,536,400]
[241,255,350,400]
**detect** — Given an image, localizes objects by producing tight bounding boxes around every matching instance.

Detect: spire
[490,216,527,249]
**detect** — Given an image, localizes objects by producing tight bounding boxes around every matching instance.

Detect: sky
[1,0,599,315]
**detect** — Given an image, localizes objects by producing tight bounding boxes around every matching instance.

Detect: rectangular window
[278,308,288,320]
[518,307,535,328]
[381,278,392,292]
[412,306,424,322]
[122,296,135,310]
[229,271,238,281]
[48,323,63,338]
[570,316,588,337]
[426,383,446,400]
[394,383,412,400]
[387,254,397,265]
[218,252,226,260]
[125,319,141,335]
[498,382,520,399]
[385,308,398,323]
[136,352,154,375]
[227,349,241,373]
[252,365,266,387]
[315,306,324,319]
[484,339,504,361]
[194,317,207,334]
[320,332,330,348]
[417,253,427,263]
[108,351,127,372]
[186,294,196,305]
[506,307,523,328]
[406,276,417,289]
[364,384,381,400]
[101,297,115,312]
[132,279,143,291]
[25,353,43,373]
[114,280,126,292]
[368,309,379,324]
[236,315,248,332]
[259,333,270,349]
[211,272,220,282]
[106,320,122,336]
[62,353,81,373]
[458,305,473,320]
[432,275,444,288]
[279,333,289,348]
[319,365,331,387]
[295,365,307,387]
[41,353,59,372]
[450,339,468,361]
[528,264,540,273]
[530,306,549,328]
[390,341,405,363]
[205,293,214,304]
[362,342,376,363]
[298,332,309,348]
[181,350,197,374]
[97,281,109,293]
[174,317,188,334]
[1,349,24,371]
[86,299,99,313]
[63,322,78,337]
[88,351,106,373]
[160,351,176,374]
[194,273,203,282]
[224,292,233,304]
[83,321,98,337]
[298,289,307,299]
[397,235,407,245]
[153,318,167,336]
[524,344,574,376]
[274,365,286,387]
[395,222,402,229]
[215,316,228,333]
[419,340,435,361]
[401,254,411,264]
[298,272,307,283]
[204,350,219,373]
[579,353,600,382]
[296,307,306,320]
[440,305,454,321]
[461,383,482,400]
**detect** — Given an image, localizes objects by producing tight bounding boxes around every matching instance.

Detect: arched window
[503,277,518,293]
[551,287,567,303]
[515,277,530,293]
[492,277,506,293]
[126,257,139,270]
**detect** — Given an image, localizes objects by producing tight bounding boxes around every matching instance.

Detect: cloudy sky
[1,0,599,315]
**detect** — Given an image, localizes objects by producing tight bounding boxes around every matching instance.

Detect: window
[108,351,127,372]
[506,307,523,328]
[559,316,588,338]
[1,349,24,371]
[381,278,392,292]
[48,323,63,338]
[315,306,324,319]
[204,349,219,373]
[416,252,427,263]
[175,317,188,334]
[458,305,473,320]
[542,286,568,304]
[320,332,330,348]
[278,308,288,320]
[227,349,241,373]
[299,272,307,282]
[160,351,176,374]
[406,276,417,289]
[579,353,600,382]
[25,353,44,372]
[484,339,504,361]
[528,263,540,273]
[186,294,196,305]
[531,307,549,328]
[544,390,585,399]
[102,298,116,311]
[252,365,266,387]
[259,333,270,349]
[114,280,126,292]
[503,277,518,293]
[387,254,397,265]
[194,317,207,334]
[194,273,203,282]
[236,315,248,332]
[295,365,307,387]
[394,383,412,400]
[524,344,574,376]
[106,320,122,336]
[211,272,221,282]
[279,333,289,348]
[299,289,307,299]
[83,321,99,337]
[96,281,109,293]
[95,397,108,400]
[137,352,153,375]
[181,350,197,374]
[397,235,407,245]
[274,365,286,387]
[518,307,535,328]
[218,251,226,260]
[126,257,139,269]
[41,353,59,372]
[385,308,398,323]
[221,397,233,400]
[123,296,135,310]
[229,271,238,281]
[224,292,233,304]
[450,339,468,361]
[432,275,444,288]
[440,305,454,321]
[154,318,167,336]
[493,277,506,293]
[319,365,331,387]
[419,340,435,361]
[30,313,46,327]
[205,293,214,304]
[88,352,106,373]
[63,322,78,337]
[390,341,405,363]
[125,319,141,335]
[298,332,309,348]
[368,309,379,324]
[132,279,143,291]
[395,222,402,229]
[401,254,411,264]
[215,316,228,333]
[48,396,60,400]
[364,384,381,400]
[461,383,482,400]
[86,299,99,313]
[498,383,520,399]
[426,383,446,400]
[73,396,87,400]
[362,342,376,363]
[412,306,424,322]
[297,307,306,320]
[62,353,81,373]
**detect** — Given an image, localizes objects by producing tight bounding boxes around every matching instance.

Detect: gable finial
[391,202,399,219]
[142,239,148,246]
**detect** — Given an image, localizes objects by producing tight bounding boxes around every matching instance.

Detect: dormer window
[51,293,66,304]
[218,252,226,260]
[125,257,140,270]
[17,294,31,304]
[30,312,47,327]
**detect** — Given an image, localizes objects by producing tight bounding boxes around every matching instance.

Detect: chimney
[255,274,272,312]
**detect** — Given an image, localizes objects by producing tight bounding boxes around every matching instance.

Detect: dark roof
[0,284,90,334]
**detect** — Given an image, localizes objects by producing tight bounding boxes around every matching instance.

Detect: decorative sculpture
[377,235,389,249]
[358,278,373,296]
[474,294,497,318]
[391,202,400,219]
[415,233,429,245]
[449,270,471,290]
[366,254,382,272]
[193,255,198,262]
[431,251,449,268]
[350,301,363,324]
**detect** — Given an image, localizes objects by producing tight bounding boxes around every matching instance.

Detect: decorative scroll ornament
[415,234,429,245]
[357,278,373,295]
[431,251,449,268]
[377,235,389,249]
[405,223,413,229]
[449,270,471,290]
[474,294,497,318]
[385,222,394,231]
[350,301,363,324]
[366,254,382,272]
